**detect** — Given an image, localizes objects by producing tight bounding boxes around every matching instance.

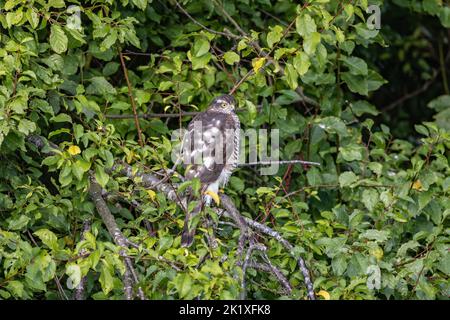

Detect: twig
[260,253,292,294]
[118,48,144,147]
[89,176,144,299]
[384,70,439,111]
[173,0,241,39]
[438,38,449,95]
[239,160,320,167]
[106,111,201,119]
[27,230,69,300]
[237,213,316,300]
[105,107,258,120]
[240,243,267,299]
[74,220,91,300]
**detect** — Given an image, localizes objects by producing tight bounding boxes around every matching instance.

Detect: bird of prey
[180,94,240,247]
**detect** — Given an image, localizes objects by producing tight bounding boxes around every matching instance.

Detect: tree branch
[27,134,315,300]
[88,175,145,299]
[118,48,144,147]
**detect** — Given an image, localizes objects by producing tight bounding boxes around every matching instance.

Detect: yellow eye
[221,103,227,108]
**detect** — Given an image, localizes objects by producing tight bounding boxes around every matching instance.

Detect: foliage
[0,0,449,300]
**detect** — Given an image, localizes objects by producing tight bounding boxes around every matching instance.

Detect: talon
[205,190,220,205]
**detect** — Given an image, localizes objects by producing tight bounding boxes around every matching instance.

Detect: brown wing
[183,110,238,184]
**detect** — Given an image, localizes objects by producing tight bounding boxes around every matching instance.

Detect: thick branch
[238,215,315,300]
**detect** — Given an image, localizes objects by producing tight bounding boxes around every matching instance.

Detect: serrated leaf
[50,24,68,54]
[339,171,358,187]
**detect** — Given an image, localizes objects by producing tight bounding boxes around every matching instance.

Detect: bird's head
[209,94,236,113]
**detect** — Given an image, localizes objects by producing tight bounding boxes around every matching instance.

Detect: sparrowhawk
[180,94,240,247]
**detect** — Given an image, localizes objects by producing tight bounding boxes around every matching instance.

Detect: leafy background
[0,0,449,300]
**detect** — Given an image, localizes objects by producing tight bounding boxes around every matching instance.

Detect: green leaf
[296,13,317,37]
[341,72,368,95]
[306,167,322,186]
[427,95,450,112]
[193,38,210,57]
[360,229,389,242]
[267,25,283,48]
[293,51,311,76]
[66,264,82,289]
[34,229,59,251]
[351,101,379,116]
[99,261,114,295]
[284,63,298,90]
[8,215,30,230]
[339,144,364,162]
[6,281,24,298]
[339,171,358,187]
[86,77,117,96]
[26,8,40,29]
[229,176,244,192]
[439,6,450,28]
[51,113,72,123]
[189,52,212,70]
[18,119,37,135]
[95,164,109,188]
[303,32,321,55]
[132,0,148,10]
[332,255,348,276]
[72,159,91,180]
[362,189,379,212]
[50,24,68,54]
[223,51,240,65]
[173,273,192,299]
[341,56,368,76]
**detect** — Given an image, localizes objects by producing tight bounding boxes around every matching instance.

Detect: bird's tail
[181,200,202,247]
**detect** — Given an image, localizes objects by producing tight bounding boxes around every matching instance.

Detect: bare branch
[88,175,144,299]
[238,215,316,300]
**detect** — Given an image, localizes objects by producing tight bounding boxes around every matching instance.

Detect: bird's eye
[221,103,227,108]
